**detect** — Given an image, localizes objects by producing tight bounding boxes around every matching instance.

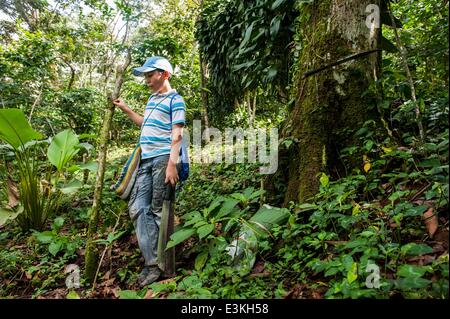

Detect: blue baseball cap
[132,56,174,76]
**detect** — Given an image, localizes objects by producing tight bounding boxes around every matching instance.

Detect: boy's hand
[165,163,178,187]
[112,98,129,111]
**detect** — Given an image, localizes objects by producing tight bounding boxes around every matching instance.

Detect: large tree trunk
[84,52,131,283]
[284,0,381,205]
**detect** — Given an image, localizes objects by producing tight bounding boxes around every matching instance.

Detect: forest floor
[1,141,449,299]
[1,213,447,299]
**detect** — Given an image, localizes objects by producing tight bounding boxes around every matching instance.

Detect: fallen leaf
[157,278,177,285]
[120,251,133,256]
[112,287,120,299]
[251,261,265,274]
[407,254,436,265]
[431,243,445,254]
[412,199,434,206]
[434,230,449,249]
[423,207,438,238]
[389,219,399,229]
[381,183,392,190]
[102,271,111,280]
[283,284,303,299]
[44,288,67,299]
[102,286,119,297]
[6,176,19,209]
[100,278,115,287]
[249,271,271,278]
[144,289,154,299]
[311,291,322,299]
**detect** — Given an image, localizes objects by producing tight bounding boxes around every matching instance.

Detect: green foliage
[248,204,290,237]
[92,230,126,246]
[129,0,201,127]
[0,2,112,138]
[47,129,80,172]
[196,0,297,115]
[277,118,448,298]
[0,109,57,231]
[32,217,82,258]
[0,109,92,231]
[44,88,104,135]
[0,207,20,227]
[381,0,448,139]
[162,160,294,297]
[167,104,448,299]
[0,109,43,150]
[0,209,87,298]
[168,185,287,253]
[117,288,148,299]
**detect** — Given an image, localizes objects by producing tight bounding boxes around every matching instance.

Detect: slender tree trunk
[84,52,131,283]
[252,92,256,126]
[284,0,381,204]
[199,51,210,142]
[67,63,75,90]
[246,92,251,127]
[82,153,89,184]
[56,57,76,90]
[199,0,210,141]
[387,2,424,141]
[246,91,256,128]
[28,86,43,122]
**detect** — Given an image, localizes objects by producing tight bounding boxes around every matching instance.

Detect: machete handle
[165,183,175,201]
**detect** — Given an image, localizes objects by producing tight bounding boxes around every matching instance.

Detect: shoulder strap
[169,93,180,124]
[138,93,172,143]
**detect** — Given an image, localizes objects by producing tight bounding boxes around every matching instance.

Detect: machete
[157,183,176,277]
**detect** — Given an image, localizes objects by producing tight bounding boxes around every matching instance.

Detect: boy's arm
[165,124,184,186]
[112,98,143,127]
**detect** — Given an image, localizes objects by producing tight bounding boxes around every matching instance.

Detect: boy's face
[144,70,168,93]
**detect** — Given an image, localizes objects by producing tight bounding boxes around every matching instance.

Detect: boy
[113,56,185,286]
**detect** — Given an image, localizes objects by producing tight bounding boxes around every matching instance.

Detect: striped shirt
[140,89,186,159]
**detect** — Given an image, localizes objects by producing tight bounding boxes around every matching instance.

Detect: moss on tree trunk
[284,0,381,205]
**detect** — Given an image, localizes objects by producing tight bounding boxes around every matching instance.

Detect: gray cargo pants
[128,154,169,267]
